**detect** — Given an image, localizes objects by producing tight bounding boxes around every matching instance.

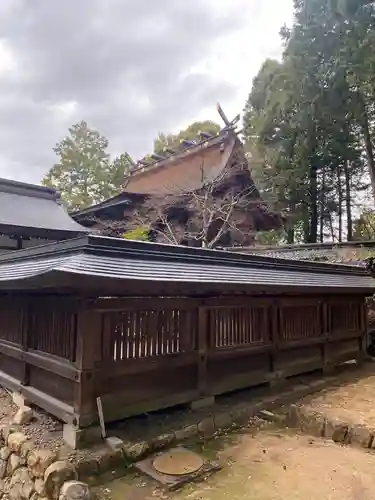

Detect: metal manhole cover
[152,448,204,476]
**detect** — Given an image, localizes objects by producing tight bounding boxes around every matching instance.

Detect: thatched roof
[74,128,284,245]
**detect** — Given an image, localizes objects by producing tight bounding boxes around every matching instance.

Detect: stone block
[95,448,124,475]
[231,406,251,426]
[75,457,99,479]
[63,425,102,450]
[12,406,33,426]
[151,432,175,452]
[7,453,21,476]
[269,371,287,388]
[190,397,215,410]
[7,433,28,453]
[27,449,56,478]
[2,426,17,445]
[105,436,124,451]
[197,417,215,438]
[299,409,326,438]
[213,411,232,430]
[11,392,30,409]
[34,478,46,497]
[0,447,10,461]
[349,426,373,448]
[9,467,34,500]
[44,461,78,500]
[63,425,79,450]
[0,459,7,479]
[324,418,349,443]
[287,404,302,428]
[122,441,149,462]
[323,364,336,375]
[59,480,93,500]
[174,425,198,442]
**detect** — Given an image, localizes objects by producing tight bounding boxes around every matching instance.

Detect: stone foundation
[2,366,366,489]
[286,404,375,449]
[0,427,93,500]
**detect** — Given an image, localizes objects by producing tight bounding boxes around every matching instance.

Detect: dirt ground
[98,428,375,500]
[0,388,64,451]
[303,362,375,428]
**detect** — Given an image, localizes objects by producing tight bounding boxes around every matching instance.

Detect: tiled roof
[0,178,88,238]
[0,235,373,294]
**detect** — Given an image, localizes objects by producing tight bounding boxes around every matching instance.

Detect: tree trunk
[344,160,353,241]
[286,201,296,244]
[337,165,343,243]
[358,91,375,202]
[319,168,325,243]
[286,229,294,244]
[307,163,318,243]
[328,212,335,241]
[302,202,310,243]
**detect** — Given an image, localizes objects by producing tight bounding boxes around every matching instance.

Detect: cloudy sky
[0,0,293,183]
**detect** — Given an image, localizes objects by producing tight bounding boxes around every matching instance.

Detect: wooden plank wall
[0,294,367,428]
[0,296,79,423]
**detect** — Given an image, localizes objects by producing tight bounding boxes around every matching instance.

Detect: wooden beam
[0,369,77,424]
[216,102,231,127]
[74,308,102,418]
[0,341,79,381]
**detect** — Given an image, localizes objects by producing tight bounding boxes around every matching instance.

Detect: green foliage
[154,120,220,154]
[255,229,287,246]
[243,0,375,244]
[111,152,134,189]
[122,226,151,242]
[42,121,133,210]
[353,210,375,241]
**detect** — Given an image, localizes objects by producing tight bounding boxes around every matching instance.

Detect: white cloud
[172,0,294,129]
[0,0,293,183]
[0,40,16,74]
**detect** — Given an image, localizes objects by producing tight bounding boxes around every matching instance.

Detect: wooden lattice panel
[101,307,197,361]
[279,301,322,342]
[208,306,268,349]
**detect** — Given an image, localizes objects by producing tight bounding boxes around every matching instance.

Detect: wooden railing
[0,294,367,428]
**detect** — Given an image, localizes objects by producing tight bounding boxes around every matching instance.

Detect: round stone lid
[152,448,204,476]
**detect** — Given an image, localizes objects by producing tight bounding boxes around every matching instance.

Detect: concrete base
[323,364,335,376]
[268,371,286,388]
[190,396,215,410]
[63,424,103,450]
[105,436,125,451]
[12,391,30,408]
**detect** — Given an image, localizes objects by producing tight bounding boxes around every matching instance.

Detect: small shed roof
[0,178,89,239]
[0,235,373,296]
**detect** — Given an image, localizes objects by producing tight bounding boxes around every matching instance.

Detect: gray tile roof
[0,235,373,294]
[0,177,88,238]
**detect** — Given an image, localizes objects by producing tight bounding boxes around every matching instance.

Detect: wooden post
[74,307,102,426]
[20,300,30,386]
[269,301,285,386]
[322,300,334,374]
[359,298,368,362]
[271,301,279,368]
[197,306,208,397]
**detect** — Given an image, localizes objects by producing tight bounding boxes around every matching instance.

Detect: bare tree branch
[133,157,277,248]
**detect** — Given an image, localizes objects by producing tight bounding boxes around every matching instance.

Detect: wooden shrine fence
[0,294,367,427]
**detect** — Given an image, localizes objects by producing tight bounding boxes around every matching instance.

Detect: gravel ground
[2,362,375,461]
[302,362,375,428]
[99,426,375,500]
[0,387,65,452]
